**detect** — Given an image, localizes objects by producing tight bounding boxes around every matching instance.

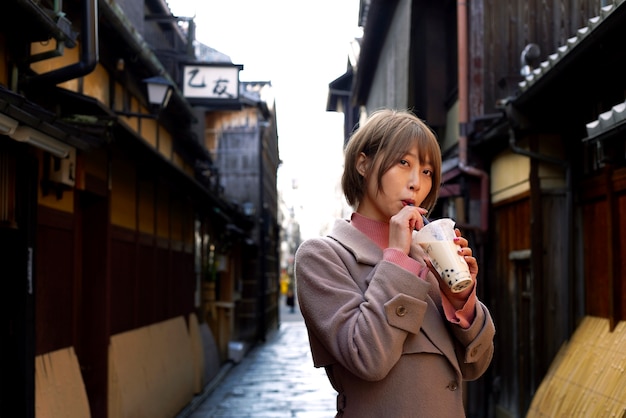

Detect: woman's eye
[400,159,409,166]
[423,169,433,177]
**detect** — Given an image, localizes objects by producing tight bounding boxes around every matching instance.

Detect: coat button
[395,305,407,317]
[447,381,459,391]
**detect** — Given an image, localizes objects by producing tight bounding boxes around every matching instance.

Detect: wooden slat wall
[581,193,610,317]
[476,0,604,116]
[36,207,75,355]
[110,227,137,335]
[491,193,531,414]
[137,233,158,326]
[580,167,626,322]
[110,226,195,335]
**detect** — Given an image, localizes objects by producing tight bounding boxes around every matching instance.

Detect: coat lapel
[329,219,461,372]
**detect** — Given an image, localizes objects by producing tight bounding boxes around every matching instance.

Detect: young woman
[295,109,495,417]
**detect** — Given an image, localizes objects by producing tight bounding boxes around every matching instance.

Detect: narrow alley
[178,298,338,418]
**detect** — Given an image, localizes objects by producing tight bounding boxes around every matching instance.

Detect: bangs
[414,130,441,166]
[377,122,440,174]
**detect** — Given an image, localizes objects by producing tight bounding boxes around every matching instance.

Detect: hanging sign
[182,64,243,100]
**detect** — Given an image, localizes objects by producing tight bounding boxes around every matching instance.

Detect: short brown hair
[341,109,442,211]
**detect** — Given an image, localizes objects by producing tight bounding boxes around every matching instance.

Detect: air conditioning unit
[49,148,76,187]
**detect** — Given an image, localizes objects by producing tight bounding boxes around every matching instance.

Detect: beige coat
[295,219,495,418]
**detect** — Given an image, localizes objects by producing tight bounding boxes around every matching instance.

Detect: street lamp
[116,76,174,119]
[144,76,173,108]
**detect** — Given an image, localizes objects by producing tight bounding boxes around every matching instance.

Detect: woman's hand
[453,228,478,280]
[419,228,478,298]
[388,205,428,254]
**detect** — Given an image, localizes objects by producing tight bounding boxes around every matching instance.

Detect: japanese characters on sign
[182,64,242,100]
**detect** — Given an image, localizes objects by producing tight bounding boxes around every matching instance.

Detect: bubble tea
[414,218,473,293]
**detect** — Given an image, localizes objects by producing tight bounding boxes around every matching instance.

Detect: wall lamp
[116,76,174,119]
[2,112,72,158]
[10,125,73,159]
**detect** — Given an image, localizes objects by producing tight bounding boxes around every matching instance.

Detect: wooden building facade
[333,0,626,416]
[0,0,279,417]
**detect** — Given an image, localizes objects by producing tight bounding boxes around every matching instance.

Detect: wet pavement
[178,297,338,418]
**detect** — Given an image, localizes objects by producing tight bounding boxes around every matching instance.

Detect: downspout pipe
[507,125,575,333]
[23,0,98,89]
[457,0,489,232]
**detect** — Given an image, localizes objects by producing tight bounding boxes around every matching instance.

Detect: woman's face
[357,144,433,222]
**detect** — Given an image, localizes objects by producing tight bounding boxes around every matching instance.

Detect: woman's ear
[356,152,368,177]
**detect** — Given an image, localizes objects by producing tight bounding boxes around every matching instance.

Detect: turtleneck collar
[350,212,389,249]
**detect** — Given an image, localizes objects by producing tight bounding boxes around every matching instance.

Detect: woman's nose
[409,171,420,190]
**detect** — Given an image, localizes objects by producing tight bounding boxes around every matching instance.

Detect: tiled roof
[585,101,626,139]
[515,0,626,140]
[518,0,625,93]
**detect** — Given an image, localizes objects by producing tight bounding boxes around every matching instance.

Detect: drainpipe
[22,0,98,88]
[457,0,489,231]
[507,124,575,333]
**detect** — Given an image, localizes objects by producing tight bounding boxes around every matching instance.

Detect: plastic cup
[413,218,473,293]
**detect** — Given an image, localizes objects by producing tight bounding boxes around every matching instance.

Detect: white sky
[167,0,360,240]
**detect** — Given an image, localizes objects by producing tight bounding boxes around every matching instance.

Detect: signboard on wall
[182,64,243,101]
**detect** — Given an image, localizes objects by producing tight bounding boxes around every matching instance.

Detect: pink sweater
[351,212,477,328]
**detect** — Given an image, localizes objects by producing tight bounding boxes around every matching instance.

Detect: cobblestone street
[181,298,337,418]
